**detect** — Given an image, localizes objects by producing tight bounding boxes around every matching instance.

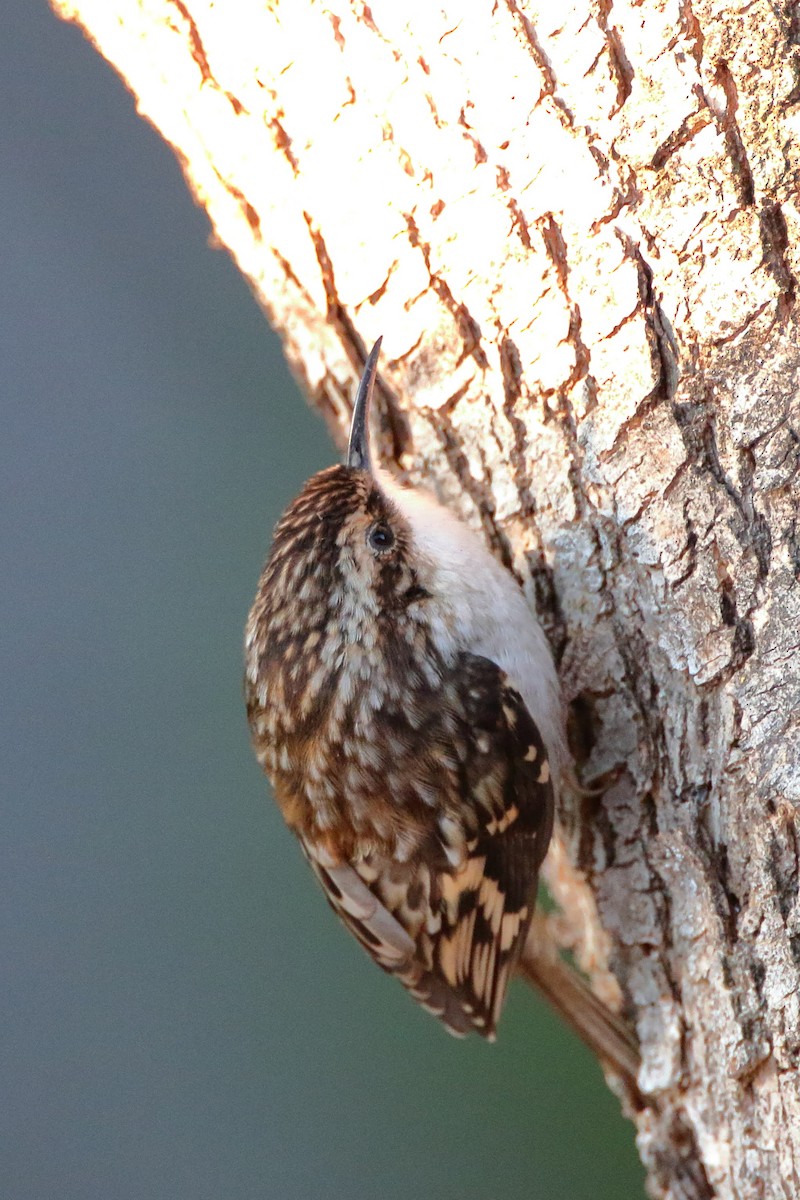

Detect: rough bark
[50,1,800,1195]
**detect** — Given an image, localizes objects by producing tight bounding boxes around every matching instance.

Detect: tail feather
[518,942,642,1096]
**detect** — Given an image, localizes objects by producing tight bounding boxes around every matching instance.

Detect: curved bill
[347,337,382,472]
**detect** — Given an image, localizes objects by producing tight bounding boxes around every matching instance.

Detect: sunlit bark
[52,1,800,1194]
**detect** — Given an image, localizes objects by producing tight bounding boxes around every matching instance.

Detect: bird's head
[247,341,438,677]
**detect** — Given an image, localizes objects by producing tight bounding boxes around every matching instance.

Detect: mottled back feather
[304,654,553,1038]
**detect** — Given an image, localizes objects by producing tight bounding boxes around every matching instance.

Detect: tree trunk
[51,0,800,1194]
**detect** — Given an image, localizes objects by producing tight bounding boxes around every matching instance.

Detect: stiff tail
[517,939,642,1098]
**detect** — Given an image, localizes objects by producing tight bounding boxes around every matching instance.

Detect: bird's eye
[367,522,395,553]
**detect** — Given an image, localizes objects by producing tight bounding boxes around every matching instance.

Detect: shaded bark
[51,1,800,1195]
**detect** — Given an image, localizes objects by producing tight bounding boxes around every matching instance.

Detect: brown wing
[304,653,555,1040]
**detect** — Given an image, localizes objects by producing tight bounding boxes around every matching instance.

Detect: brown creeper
[245,340,569,1039]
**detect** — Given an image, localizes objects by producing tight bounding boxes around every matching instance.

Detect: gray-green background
[1,6,645,1197]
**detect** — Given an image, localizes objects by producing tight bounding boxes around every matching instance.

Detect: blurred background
[1,4,645,1197]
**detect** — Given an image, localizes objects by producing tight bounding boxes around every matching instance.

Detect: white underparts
[377,468,568,786]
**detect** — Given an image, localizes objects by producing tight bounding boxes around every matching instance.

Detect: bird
[244,337,574,1040]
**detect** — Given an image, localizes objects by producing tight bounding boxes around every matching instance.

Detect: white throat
[377,468,568,786]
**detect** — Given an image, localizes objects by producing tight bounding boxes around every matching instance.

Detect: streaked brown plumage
[245,339,560,1038]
